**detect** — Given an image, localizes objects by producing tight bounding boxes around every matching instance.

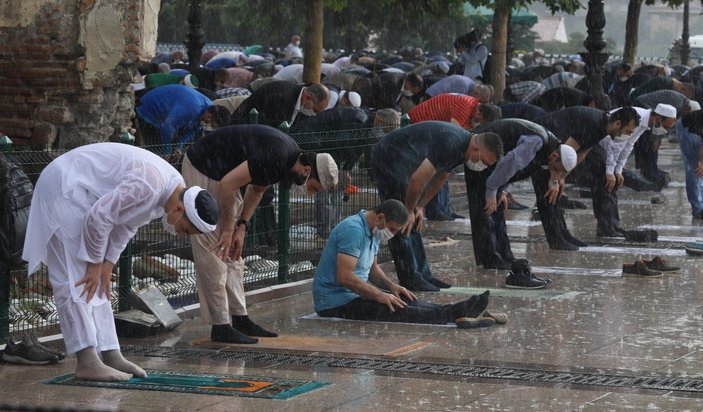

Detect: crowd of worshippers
[124,30,703,343]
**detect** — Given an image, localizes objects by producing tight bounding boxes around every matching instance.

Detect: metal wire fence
[0,121,391,342]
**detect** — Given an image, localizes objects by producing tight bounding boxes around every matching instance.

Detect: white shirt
[284,42,303,60]
[600,107,650,175]
[23,143,183,290]
[273,64,304,84]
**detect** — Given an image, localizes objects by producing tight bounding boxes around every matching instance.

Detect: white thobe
[22,143,183,353]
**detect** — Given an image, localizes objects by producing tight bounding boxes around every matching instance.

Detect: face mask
[613,134,630,142]
[401,87,414,97]
[291,171,310,191]
[162,212,179,235]
[465,159,488,172]
[618,76,629,82]
[373,227,395,242]
[299,103,316,117]
[200,121,213,132]
[652,122,668,136]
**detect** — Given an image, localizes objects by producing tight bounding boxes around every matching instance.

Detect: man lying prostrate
[312,199,505,329]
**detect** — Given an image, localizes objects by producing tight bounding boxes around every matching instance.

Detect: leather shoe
[399,277,440,292]
[505,271,550,289]
[622,260,662,277]
[426,276,452,289]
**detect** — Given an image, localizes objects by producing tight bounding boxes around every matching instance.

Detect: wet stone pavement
[4,142,703,411]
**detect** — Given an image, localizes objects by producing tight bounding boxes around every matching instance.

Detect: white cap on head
[559,144,577,172]
[689,100,701,112]
[316,153,339,190]
[654,103,677,119]
[183,186,218,233]
[347,91,361,108]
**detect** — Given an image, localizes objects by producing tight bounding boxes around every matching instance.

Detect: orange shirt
[408,93,480,129]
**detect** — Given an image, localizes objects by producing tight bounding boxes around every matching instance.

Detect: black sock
[448,290,490,320]
[232,316,278,337]
[211,324,258,344]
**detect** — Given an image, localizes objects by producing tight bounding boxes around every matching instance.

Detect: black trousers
[317,294,486,324]
[568,145,621,232]
[464,167,513,266]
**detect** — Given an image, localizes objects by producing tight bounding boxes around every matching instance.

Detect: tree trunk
[490,0,512,103]
[303,0,324,84]
[622,0,643,66]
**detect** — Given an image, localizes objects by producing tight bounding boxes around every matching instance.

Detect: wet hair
[374,108,401,133]
[477,103,502,123]
[405,73,424,89]
[609,107,640,125]
[194,190,219,226]
[371,199,408,225]
[299,151,320,181]
[473,132,504,160]
[305,83,329,105]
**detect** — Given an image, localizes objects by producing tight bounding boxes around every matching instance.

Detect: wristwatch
[236,218,250,232]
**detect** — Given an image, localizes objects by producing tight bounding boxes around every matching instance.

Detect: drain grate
[122,345,703,393]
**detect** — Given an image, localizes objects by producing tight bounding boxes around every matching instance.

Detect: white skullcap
[347,91,361,108]
[689,100,701,112]
[654,103,676,119]
[183,186,218,233]
[559,144,577,172]
[183,74,199,88]
[316,153,339,190]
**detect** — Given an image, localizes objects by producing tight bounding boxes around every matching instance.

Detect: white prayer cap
[316,153,339,190]
[559,145,577,172]
[184,186,218,233]
[689,100,701,112]
[654,103,676,119]
[346,91,362,108]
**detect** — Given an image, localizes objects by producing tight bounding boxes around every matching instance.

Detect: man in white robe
[23,143,218,381]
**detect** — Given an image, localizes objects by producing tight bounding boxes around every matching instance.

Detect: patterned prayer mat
[44,370,330,399]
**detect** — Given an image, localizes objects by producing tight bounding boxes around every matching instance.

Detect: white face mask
[299,102,316,117]
[652,122,668,136]
[162,212,178,235]
[373,227,395,242]
[618,76,629,82]
[465,159,488,172]
[613,134,630,142]
[200,121,213,132]
[401,87,414,97]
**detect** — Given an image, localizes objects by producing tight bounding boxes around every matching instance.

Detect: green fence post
[0,262,9,344]
[0,135,12,155]
[400,114,411,127]
[118,133,134,312]
[277,121,291,283]
[246,109,259,248]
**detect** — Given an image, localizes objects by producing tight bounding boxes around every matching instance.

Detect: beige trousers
[181,154,247,325]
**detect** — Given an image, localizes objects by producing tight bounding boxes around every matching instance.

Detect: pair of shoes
[450,212,466,219]
[643,256,680,272]
[622,260,663,277]
[686,242,703,255]
[505,271,551,289]
[455,316,496,329]
[24,333,65,361]
[623,229,658,242]
[399,277,440,292]
[2,336,59,365]
[482,310,508,325]
[426,276,452,289]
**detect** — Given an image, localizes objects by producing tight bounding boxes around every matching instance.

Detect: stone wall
[0,0,160,149]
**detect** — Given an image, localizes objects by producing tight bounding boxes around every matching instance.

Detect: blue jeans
[388,230,433,285]
[424,182,454,220]
[677,121,703,216]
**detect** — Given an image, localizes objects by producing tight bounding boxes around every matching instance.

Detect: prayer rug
[44,370,330,399]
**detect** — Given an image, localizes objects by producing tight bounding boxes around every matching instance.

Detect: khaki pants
[181,154,247,325]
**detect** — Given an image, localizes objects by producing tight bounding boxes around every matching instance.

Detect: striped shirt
[408,93,480,129]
